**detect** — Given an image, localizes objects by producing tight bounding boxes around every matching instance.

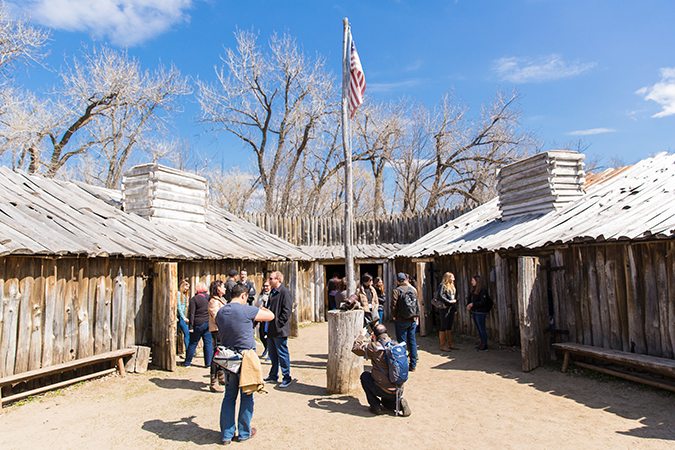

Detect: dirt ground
[1,321,674,449]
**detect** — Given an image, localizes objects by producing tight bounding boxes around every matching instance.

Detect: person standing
[327,272,340,311]
[374,277,386,323]
[238,269,257,305]
[357,273,379,326]
[184,281,213,368]
[437,272,459,351]
[263,271,293,388]
[216,283,274,444]
[467,275,491,351]
[351,323,411,416]
[177,278,190,355]
[390,273,419,371]
[208,280,227,392]
[224,269,238,302]
[256,281,271,359]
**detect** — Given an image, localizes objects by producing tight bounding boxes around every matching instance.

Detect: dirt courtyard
[1,321,674,449]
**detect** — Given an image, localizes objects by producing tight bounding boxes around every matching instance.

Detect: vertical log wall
[0,256,151,378]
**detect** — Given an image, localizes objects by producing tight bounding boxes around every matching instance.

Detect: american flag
[348,31,366,119]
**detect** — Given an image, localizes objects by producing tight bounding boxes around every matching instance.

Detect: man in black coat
[263,271,293,388]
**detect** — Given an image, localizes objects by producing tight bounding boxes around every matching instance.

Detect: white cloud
[636,68,675,118]
[567,128,616,136]
[17,0,193,46]
[493,54,596,83]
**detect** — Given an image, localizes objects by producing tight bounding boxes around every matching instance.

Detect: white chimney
[121,163,208,227]
[496,150,585,220]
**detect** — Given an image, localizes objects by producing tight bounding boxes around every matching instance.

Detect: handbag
[431,288,447,309]
[213,346,243,374]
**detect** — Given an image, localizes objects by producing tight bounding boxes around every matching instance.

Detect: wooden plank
[14,258,34,374]
[416,261,428,336]
[94,261,106,355]
[654,245,672,359]
[111,265,127,350]
[125,262,136,348]
[52,259,67,365]
[595,247,611,349]
[604,254,623,351]
[0,348,135,385]
[642,244,661,356]
[552,342,675,378]
[517,256,545,372]
[77,260,91,359]
[0,258,4,377]
[63,262,77,361]
[586,248,602,347]
[577,248,592,346]
[41,260,56,368]
[1,259,20,377]
[623,244,645,354]
[495,253,508,345]
[29,260,45,371]
[572,361,675,393]
[669,241,675,361]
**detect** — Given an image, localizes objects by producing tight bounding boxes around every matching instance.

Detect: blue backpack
[371,340,409,385]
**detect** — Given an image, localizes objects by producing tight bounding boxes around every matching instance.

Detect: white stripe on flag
[348,31,366,119]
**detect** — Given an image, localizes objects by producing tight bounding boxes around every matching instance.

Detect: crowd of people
[177,268,492,443]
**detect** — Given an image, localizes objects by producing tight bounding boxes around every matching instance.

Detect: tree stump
[327,310,364,394]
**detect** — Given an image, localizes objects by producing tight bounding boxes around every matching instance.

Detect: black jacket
[469,288,491,313]
[268,284,293,338]
[239,280,256,305]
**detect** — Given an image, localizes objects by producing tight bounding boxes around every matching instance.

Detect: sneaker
[477,344,488,352]
[398,398,412,417]
[263,377,278,383]
[369,407,386,415]
[278,379,292,388]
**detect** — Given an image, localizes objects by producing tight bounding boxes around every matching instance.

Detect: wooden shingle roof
[0,167,311,261]
[393,152,675,258]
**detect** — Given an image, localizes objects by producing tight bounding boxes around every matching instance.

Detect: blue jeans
[472,312,488,346]
[378,310,384,323]
[360,371,397,410]
[184,321,213,367]
[220,371,254,442]
[267,336,291,382]
[177,317,189,352]
[394,321,417,370]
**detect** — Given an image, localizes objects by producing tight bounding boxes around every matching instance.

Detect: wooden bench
[552,342,675,392]
[0,348,136,409]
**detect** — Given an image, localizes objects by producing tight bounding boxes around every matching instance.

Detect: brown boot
[440,331,451,352]
[446,330,458,350]
[210,374,223,392]
[217,369,225,385]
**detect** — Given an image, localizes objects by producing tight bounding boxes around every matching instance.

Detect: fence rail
[241,207,470,246]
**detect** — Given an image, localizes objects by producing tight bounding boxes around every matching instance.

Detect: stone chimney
[121,163,208,227]
[496,150,585,220]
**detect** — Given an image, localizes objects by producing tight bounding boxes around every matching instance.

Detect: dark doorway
[359,264,380,282]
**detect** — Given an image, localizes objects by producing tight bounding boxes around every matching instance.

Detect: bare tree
[198,29,338,214]
[353,100,406,217]
[1,45,189,182]
[0,2,49,79]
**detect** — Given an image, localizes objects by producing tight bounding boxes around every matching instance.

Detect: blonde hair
[441,272,456,295]
[271,271,284,283]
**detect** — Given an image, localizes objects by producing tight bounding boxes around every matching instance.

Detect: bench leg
[562,351,570,373]
[117,357,126,377]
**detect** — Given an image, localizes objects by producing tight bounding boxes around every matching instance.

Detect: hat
[229,269,238,277]
[396,272,407,282]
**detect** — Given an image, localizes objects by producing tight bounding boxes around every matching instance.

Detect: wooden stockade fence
[241,207,471,247]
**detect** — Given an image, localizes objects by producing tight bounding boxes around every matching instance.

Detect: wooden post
[517,256,549,372]
[342,18,356,294]
[416,262,429,336]
[495,253,508,345]
[327,310,364,394]
[152,262,177,371]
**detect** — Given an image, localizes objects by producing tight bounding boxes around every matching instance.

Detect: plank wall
[0,256,151,378]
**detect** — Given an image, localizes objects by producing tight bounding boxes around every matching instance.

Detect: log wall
[0,256,151,378]
[243,207,471,246]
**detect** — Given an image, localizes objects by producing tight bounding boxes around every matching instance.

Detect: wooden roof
[393,152,675,258]
[302,243,404,261]
[0,167,311,261]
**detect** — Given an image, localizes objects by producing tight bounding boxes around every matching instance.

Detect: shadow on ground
[149,377,208,392]
[308,395,371,417]
[141,415,220,445]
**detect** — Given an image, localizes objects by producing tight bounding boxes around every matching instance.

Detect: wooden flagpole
[342,17,356,295]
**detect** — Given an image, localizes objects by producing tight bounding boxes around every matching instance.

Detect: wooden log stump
[327,310,364,394]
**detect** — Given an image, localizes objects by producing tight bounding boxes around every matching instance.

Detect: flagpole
[342,17,356,295]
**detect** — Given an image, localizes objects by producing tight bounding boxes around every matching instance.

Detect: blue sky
[9,0,675,169]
